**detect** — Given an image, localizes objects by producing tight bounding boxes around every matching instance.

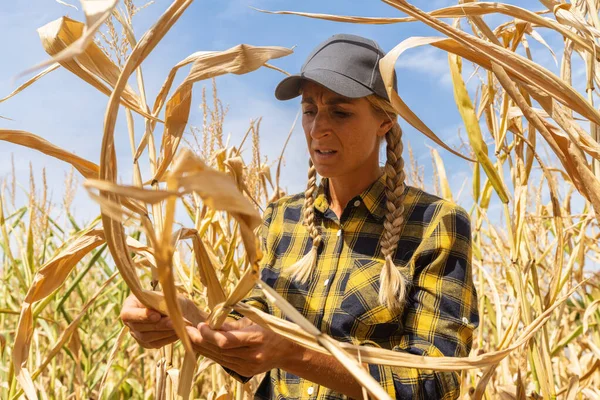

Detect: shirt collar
[313,169,388,221]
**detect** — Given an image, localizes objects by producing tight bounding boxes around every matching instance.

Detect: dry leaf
[22,0,119,76]
[149,44,292,183]
[36,17,151,118]
[0,64,60,104]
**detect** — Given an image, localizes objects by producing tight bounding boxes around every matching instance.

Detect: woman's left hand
[185,317,298,377]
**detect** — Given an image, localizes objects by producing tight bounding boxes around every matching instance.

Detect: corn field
[1,0,600,399]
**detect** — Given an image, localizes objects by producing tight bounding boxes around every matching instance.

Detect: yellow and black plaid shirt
[227,170,479,399]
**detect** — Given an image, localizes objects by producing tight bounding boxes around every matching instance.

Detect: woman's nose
[308,112,331,139]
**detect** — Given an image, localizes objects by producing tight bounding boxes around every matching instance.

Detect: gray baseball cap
[275,33,397,101]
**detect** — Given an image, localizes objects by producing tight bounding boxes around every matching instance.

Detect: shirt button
[337,229,342,237]
[324,278,330,286]
[353,200,361,207]
[462,317,469,324]
[307,386,314,395]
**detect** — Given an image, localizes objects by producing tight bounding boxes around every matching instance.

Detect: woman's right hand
[120,293,178,349]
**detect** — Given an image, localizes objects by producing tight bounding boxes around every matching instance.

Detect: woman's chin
[311,154,349,178]
[312,164,336,178]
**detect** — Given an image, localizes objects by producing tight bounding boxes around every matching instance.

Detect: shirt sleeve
[222,201,276,383]
[364,203,479,399]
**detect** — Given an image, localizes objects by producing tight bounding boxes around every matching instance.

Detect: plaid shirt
[226,170,479,399]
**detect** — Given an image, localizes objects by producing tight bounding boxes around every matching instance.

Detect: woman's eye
[334,111,350,118]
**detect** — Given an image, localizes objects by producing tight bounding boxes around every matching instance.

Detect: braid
[288,158,323,284]
[379,122,409,313]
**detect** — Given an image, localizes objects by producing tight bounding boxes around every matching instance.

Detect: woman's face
[300,81,392,178]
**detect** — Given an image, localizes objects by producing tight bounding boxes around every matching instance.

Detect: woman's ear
[377,118,394,137]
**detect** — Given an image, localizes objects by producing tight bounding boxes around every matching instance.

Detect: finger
[198,352,242,373]
[198,322,245,349]
[185,327,247,364]
[137,330,179,343]
[192,343,259,362]
[194,346,245,368]
[121,296,161,324]
[190,341,254,377]
[129,331,152,349]
[185,326,223,353]
[130,330,178,350]
[198,322,262,349]
[127,317,174,332]
[221,317,253,331]
[147,334,179,349]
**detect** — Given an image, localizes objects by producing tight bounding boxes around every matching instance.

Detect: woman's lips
[314,149,338,161]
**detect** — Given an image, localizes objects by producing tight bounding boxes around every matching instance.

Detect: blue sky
[0,0,588,225]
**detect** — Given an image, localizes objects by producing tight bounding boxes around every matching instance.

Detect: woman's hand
[120,293,178,349]
[185,317,298,378]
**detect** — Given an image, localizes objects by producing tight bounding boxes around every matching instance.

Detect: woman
[120,33,478,399]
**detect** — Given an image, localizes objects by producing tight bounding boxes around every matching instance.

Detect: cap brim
[274,69,374,101]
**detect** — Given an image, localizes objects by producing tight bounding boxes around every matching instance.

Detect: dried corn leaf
[56,0,78,10]
[36,17,150,118]
[97,0,190,269]
[84,179,178,204]
[257,282,392,400]
[215,385,232,400]
[23,0,118,75]
[565,375,580,400]
[235,282,579,371]
[207,246,262,329]
[379,28,600,210]
[583,299,600,334]
[177,228,227,309]
[552,3,600,38]
[379,36,475,162]
[0,63,60,103]
[95,3,208,398]
[257,3,600,59]
[150,44,292,183]
[381,0,600,125]
[509,106,600,160]
[0,130,98,178]
[0,130,147,217]
[133,50,213,161]
[259,163,274,191]
[85,151,261,234]
[224,156,248,191]
[528,27,557,65]
[491,63,600,220]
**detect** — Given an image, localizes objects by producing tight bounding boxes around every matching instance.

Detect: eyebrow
[300,96,354,105]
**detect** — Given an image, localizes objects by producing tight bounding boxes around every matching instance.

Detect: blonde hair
[289,91,409,313]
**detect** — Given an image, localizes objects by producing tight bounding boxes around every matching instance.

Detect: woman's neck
[327,165,383,219]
